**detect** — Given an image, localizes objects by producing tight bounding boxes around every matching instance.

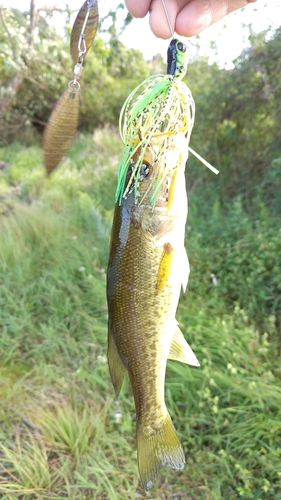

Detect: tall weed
[0,131,280,498]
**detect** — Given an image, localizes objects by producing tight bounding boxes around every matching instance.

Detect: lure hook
[161,0,174,39]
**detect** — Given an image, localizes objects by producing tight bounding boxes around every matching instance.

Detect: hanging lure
[43,0,99,175]
[116,0,218,203]
[115,37,195,205]
[42,85,80,176]
[116,44,218,205]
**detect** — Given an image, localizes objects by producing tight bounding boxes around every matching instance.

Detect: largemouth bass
[107,136,199,490]
[107,39,199,490]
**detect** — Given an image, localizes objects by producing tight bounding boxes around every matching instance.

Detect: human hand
[125,0,257,38]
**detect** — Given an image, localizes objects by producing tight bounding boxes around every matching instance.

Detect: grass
[0,129,280,499]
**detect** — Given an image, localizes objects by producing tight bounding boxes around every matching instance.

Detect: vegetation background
[0,2,280,499]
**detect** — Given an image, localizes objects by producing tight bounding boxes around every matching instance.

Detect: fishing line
[161,0,174,39]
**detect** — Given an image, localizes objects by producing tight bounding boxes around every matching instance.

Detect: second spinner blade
[70,0,99,65]
[43,87,80,175]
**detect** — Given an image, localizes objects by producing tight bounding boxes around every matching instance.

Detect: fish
[107,39,200,490]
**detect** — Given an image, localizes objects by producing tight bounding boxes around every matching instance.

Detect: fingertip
[125,0,151,18]
[149,1,177,39]
[175,1,213,37]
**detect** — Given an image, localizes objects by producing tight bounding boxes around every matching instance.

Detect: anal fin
[168,323,200,367]
[108,330,127,395]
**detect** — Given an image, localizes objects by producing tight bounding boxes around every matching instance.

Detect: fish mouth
[154,201,169,208]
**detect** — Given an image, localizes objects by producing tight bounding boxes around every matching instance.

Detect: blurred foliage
[0,5,148,140]
[185,28,281,216]
[78,38,149,130]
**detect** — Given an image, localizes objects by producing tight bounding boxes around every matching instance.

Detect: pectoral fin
[108,330,127,395]
[169,324,200,367]
[157,242,174,295]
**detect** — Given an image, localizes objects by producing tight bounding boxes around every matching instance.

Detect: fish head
[129,143,173,208]
[128,135,189,210]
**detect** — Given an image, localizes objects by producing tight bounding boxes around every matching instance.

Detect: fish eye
[177,42,186,53]
[140,161,151,179]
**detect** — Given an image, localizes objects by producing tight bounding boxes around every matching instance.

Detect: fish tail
[137,412,185,491]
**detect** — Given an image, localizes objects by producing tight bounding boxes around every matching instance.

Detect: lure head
[167,39,188,79]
